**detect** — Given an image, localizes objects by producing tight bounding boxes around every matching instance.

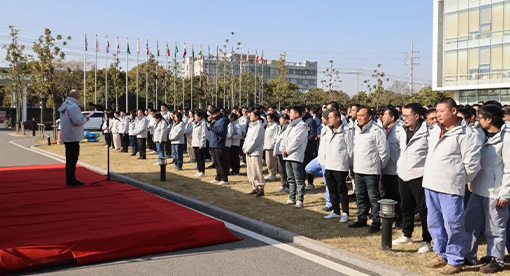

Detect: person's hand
[468,183,472,192]
[199,146,204,150]
[243,149,246,154]
[86,117,90,122]
[496,199,508,208]
[281,149,288,157]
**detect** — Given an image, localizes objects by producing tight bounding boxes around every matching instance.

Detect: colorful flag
[116,36,120,53]
[260,50,264,64]
[106,36,110,53]
[215,46,219,60]
[146,39,149,55]
[255,50,259,63]
[126,38,130,55]
[183,43,187,58]
[166,42,170,56]
[174,42,178,58]
[137,38,140,54]
[198,44,203,59]
[157,40,160,57]
[95,34,99,52]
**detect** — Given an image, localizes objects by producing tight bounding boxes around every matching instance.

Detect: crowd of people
[98,98,510,275]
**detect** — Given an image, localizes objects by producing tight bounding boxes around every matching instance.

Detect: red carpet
[0,164,241,275]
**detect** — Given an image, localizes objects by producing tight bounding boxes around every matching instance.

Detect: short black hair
[358,106,373,117]
[174,112,183,120]
[457,108,472,119]
[403,103,425,117]
[484,100,502,109]
[438,97,458,109]
[327,101,340,110]
[425,108,436,118]
[481,105,504,128]
[280,114,290,121]
[384,107,399,122]
[153,113,162,120]
[267,113,278,121]
[328,109,341,118]
[229,113,238,120]
[212,107,222,113]
[290,105,305,115]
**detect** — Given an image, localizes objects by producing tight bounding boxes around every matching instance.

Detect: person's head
[425,108,438,126]
[505,108,510,122]
[153,113,162,122]
[194,110,204,122]
[129,112,135,120]
[377,108,385,122]
[161,104,168,112]
[279,114,290,125]
[207,104,213,111]
[478,101,485,106]
[356,107,372,127]
[328,109,342,128]
[313,106,322,116]
[248,108,261,122]
[322,108,332,125]
[402,103,424,128]
[120,111,126,117]
[326,101,340,110]
[137,109,144,117]
[484,100,503,109]
[289,106,304,121]
[382,107,398,127]
[267,113,277,123]
[395,106,402,115]
[69,89,81,101]
[350,104,360,118]
[114,111,120,118]
[229,113,238,122]
[211,107,222,119]
[174,111,183,122]
[457,108,472,123]
[436,98,458,126]
[479,104,505,130]
[241,107,248,116]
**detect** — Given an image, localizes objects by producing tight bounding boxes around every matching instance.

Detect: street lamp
[378,199,397,251]
[158,156,167,181]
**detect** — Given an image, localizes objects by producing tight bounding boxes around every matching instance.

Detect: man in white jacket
[135,109,149,159]
[422,98,481,274]
[280,106,309,209]
[349,107,389,234]
[57,90,89,186]
[120,111,130,152]
[464,104,510,274]
[264,113,279,181]
[392,103,432,254]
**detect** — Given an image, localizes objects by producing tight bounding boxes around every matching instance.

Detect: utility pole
[406,42,420,93]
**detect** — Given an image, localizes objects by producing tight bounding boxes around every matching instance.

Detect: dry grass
[39,140,510,276]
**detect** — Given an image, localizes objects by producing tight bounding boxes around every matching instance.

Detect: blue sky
[1,0,433,95]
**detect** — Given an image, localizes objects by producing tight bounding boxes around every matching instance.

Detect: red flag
[183,43,187,58]
[260,50,264,64]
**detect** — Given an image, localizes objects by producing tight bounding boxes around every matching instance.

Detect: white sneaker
[265,175,277,181]
[340,213,349,223]
[294,200,303,209]
[154,163,159,166]
[195,172,204,177]
[218,181,229,186]
[417,242,432,254]
[324,212,340,219]
[392,235,413,245]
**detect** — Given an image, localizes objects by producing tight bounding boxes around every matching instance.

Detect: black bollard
[158,157,167,181]
[378,199,397,251]
[32,118,36,137]
[47,136,51,146]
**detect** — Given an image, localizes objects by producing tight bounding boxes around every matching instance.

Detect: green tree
[3,25,29,132]
[273,53,291,109]
[320,60,342,101]
[350,91,370,106]
[408,86,453,106]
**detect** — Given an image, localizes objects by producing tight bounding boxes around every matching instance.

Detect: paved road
[2,128,371,276]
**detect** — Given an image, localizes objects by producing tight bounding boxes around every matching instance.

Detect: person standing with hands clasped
[192,110,208,177]
[58,90,89,187]
[243,109,266,197]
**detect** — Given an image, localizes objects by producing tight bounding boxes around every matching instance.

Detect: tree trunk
[52,92,56,140]
[15,90,20,133]
[40,97,44,125]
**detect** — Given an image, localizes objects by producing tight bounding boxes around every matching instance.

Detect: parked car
[57,111,104,131]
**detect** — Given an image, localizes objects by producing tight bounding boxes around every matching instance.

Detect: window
[480,47,491,78]
[469,48,479,77]
[504,44,510,70]
[458,50,468,80]
[480,6,492,37]
[459,11,469,38]
[492,45,503,70]
[506,3,510,34]
[470,8,480,34]
[446,13,459,39]
[493,4,504,37]
[445,51,458,79]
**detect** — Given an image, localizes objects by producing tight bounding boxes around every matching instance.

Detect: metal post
[379,199,397,251]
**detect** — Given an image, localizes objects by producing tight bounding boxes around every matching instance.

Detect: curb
[32,145,418,276]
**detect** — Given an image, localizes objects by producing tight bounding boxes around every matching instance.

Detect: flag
[157,40,160,57]
[183,43,187,58]
[106,36,110,53]
[192,45,195,59]
[255,50,259,63]
[166,42,170,56]
[247,48,250,63]
[215,46,219,60]
[116,36,120,53]
[208,45,211,61]
[174,42,178,58]
[85,34,88,51]
[146,39,149,55]
[260,50,264,64]
[137,38,140,54]
[126,38,130,55]
[198,44,203,59]
[95,34,99,52]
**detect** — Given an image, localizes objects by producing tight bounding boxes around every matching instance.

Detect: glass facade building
[433,0,510,104]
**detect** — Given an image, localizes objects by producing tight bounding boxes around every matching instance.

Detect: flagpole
[116,36,119,112]
[254,51,257,105]
[223,52,226,109]
[156,40,159,109]
[261,60,264,105]
[174,43,177,111]
[239,48,242,108]
[215,57,218,107]
[230,51,234,109]
[126,38,129,112]
[84,34,87,110]
[191,44,194,110]
[136,39,139,111]
[95,34,98,105]
[146,39,149,110]
[105,36,108,109]
[182,43,185,110]
[199,45,202,109]
[165,42,168,105]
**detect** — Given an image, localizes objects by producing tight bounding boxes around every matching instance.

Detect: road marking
[14,138,368,276]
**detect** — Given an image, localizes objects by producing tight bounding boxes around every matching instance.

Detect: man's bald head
[69,89,80,100]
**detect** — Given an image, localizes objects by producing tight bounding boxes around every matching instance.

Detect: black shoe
[230,171,239,175]
[480,259,504,274]
[256,189,264,197]
[464,258,476,266]
[348,221,367,228]
[141,157,146,160]
[130,154,136,156]
[368,225,380,234]
[479,256,492,264]
[394,221,403,229]
[66,180,84,187]
[323,206,333,212]
[247,189,257,195]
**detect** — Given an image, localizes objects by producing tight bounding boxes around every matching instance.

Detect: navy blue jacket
[303,113,318,151]
[208,113,229,149]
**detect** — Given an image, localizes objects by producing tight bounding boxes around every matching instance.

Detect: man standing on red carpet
[58,89,89,186]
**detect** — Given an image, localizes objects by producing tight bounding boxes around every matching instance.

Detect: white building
[182,54,318,92]
[433,0,510,105]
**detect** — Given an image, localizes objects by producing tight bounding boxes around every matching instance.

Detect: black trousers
[104,133,112,147]
[137,138,147,158]
[147,133,155,151]
[165,139,172,158]
[398,177,432,242]
[230,146,240,174]
[204,140,212,160]
[277,155,288,188]
[223,147,231,173]
[380,174,402,224]
[303,147,316,185]
[325,170,349,215]
[211,148,228,182]
[240,139,246,163]
[121,133,129,152]
[194,147,206,173]
[64,142,80,183]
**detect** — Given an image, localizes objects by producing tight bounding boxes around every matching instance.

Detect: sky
[0,0,433,96]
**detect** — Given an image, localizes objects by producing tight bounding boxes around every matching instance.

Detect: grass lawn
[39,140,507,276]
